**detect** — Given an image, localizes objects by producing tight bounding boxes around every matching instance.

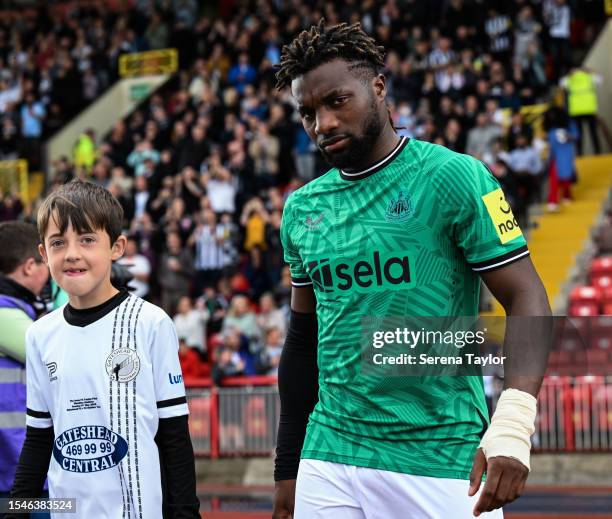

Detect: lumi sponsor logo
[307,251,414,293]
[168,372,183,385]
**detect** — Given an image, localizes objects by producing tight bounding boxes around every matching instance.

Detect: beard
[319,103,383,171]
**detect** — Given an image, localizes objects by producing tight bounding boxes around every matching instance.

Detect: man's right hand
[272,479,296,519]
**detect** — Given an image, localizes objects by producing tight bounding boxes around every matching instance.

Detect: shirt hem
[300,450,472,480]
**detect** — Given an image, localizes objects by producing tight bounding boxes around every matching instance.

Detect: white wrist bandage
[478,388,537,471]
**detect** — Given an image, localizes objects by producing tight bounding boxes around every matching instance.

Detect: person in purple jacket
[0,221,49,512]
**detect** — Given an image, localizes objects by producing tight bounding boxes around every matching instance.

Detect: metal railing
[186,376,612,457]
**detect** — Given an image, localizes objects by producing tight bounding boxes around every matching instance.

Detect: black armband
[274,310,319,481]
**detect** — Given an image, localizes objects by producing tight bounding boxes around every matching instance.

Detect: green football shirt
[281,137,529,479]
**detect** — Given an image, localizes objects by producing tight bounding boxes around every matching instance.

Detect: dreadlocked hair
[275,19,386,90]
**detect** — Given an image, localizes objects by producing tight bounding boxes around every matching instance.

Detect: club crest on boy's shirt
[105,348,140,383]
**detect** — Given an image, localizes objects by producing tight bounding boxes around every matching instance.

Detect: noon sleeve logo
[481,188,523,244]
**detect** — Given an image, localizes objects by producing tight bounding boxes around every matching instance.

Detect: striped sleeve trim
[26,408,51,419]
[470,245,530,272]
[157,396,187,409]
[291,277,313,287]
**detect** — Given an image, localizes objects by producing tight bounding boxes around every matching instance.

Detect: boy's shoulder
[29,305,66,331]
[132,296,172,328]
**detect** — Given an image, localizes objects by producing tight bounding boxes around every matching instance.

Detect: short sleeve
[280,195,312,287]
[436,155,529,272]
[151,315,189,419]
[25,327,53,428]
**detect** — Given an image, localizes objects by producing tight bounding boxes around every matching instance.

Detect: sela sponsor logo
[481,188,523,244]
[168,372,183,385]
[307,250,414,293]
[105,348,140,383]
[53,425,128,473]
[46,362,57,382]
[304,213,325,231]
[385,189,413,222]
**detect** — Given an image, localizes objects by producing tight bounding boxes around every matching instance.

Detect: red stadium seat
[590,256,612,275]
[601,287,612,304]
[592,274,612,291]
[603,303,612,316]
[569,303,599,317]
[569,285,600,304]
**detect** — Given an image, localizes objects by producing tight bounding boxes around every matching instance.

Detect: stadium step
[486,154,612,316]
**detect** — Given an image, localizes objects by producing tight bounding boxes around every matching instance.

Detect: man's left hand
[469,448,528,517]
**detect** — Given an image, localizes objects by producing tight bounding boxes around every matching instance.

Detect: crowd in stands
[0,0,607,383]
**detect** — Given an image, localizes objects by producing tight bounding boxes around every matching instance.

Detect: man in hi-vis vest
[561,67,602,155]
[0,222,48,512]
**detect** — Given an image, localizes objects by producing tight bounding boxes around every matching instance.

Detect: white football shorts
[294,459,504,519]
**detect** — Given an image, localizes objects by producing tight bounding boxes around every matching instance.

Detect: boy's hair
[275,19,386,90]
[0,221,42,274]
[37,180,124,245]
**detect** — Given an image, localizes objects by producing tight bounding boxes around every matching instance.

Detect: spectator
[73,129,97,172]
[0,222,48,504]
[19,92,45,170]
[547,110,579,211]
[158,231,194,315]
[222,294,261,346]
[256,292,286,340]
[198,283,229,335]
[244,246,272,300]
[178,337,208,379]
[466,112,502,163]
[117,236,152,299]
[256,327,284,376]
[514,6,541,68]
[241,197,269,252]
[173,295,209,354]
[132,175,151,220]
[127,140,160,177]
[499,133,543,222]
[560,67,602,155]
[178,125,210,170]
[249,121,280,190]
[145,10,169,50]
[201,152,237,214]
[212,328,246,385]
[506,111,533,152]
[190,209,230,296]
[228,52,257,95]
[545,0,571,80]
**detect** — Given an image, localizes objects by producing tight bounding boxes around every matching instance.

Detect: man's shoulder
[285,170,339,205]
[410,139,478,177]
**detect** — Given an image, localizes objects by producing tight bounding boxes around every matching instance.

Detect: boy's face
[39,214,126,309]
